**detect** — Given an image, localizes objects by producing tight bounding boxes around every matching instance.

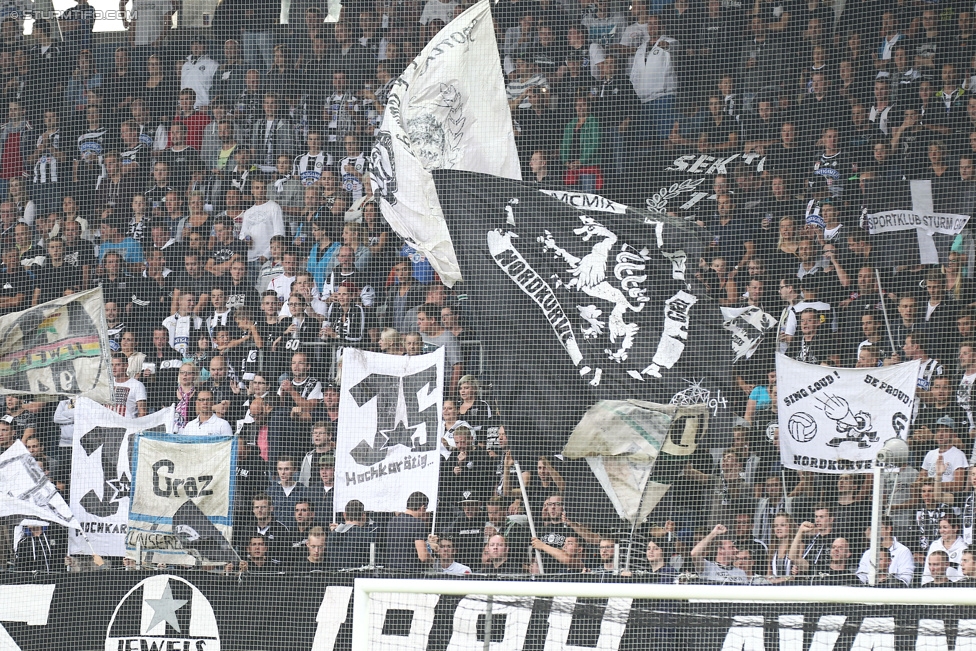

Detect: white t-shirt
[238,201,285,262]
[921,446,969,483]
[182,414,233,436]
[419,0,457,24]
[270,274,296,304]
[440,561,472,575]
[112,377,147,418]
[701,559,749,584]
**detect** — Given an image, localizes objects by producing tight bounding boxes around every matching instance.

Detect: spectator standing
[383,491,434,573]
[238,176,285,278]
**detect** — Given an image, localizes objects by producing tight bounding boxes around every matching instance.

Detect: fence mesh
[2,0,976,648]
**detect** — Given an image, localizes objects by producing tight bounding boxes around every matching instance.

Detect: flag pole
[513,459,545,575]
[82,533,105,566]
[874,268,898,356]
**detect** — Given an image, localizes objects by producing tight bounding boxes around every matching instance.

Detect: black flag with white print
[433,170,735,452]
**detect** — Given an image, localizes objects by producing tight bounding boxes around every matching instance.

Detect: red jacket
[173,110,211,151]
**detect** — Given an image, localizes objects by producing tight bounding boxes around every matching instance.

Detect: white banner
[865,180,969,264]
[335,348,444,513]
[0,288,114,402]
[68,398,175,556]
[0,440,80,529]
[865,210,969,235]
[777,354,919,473]
[127,433,236,565]
[370,0,521,287]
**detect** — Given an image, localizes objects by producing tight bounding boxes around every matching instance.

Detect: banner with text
[777,354,919,473]
[5,572,976,651]
[127,433,237,565]
[0,288,113,402]
[335,348,444,513]
[69,399,175,556]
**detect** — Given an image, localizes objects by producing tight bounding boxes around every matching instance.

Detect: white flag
[777,354,919,473]
[127,433,237,566]
[721,305,776,363]
[0,440,81,529]
[69,398,175,556]
[0,288,114,402]
[334,348,444,513]
[371,0,521,287]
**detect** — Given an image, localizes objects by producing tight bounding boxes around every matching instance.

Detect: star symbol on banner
[378,420,422,449]
[107,473,131,501]
[145,580,188,633]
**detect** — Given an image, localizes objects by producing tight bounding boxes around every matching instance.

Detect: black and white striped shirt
[324,303,367,343]
[32,129,59,183]
[293,151,333,187]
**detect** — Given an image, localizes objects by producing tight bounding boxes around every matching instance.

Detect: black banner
[433,171,734,452]
[2,572,976,651]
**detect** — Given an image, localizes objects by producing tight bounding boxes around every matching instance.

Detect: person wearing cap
[181,389,233,436]
[439,426,490,511]
[307,452,335,525]
[441,492,486,569]
[919,416,969,494]
[325,499,377,570]
[298,420,335,486]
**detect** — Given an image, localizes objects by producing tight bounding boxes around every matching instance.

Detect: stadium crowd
[4,0,976,586]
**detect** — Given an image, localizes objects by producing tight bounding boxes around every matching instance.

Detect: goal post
[352,578,976,651]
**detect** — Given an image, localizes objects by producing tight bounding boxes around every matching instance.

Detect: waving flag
[371,0,520,287]
[0,440,81,530]
[433,171,734,453]
[0,288,113,402]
